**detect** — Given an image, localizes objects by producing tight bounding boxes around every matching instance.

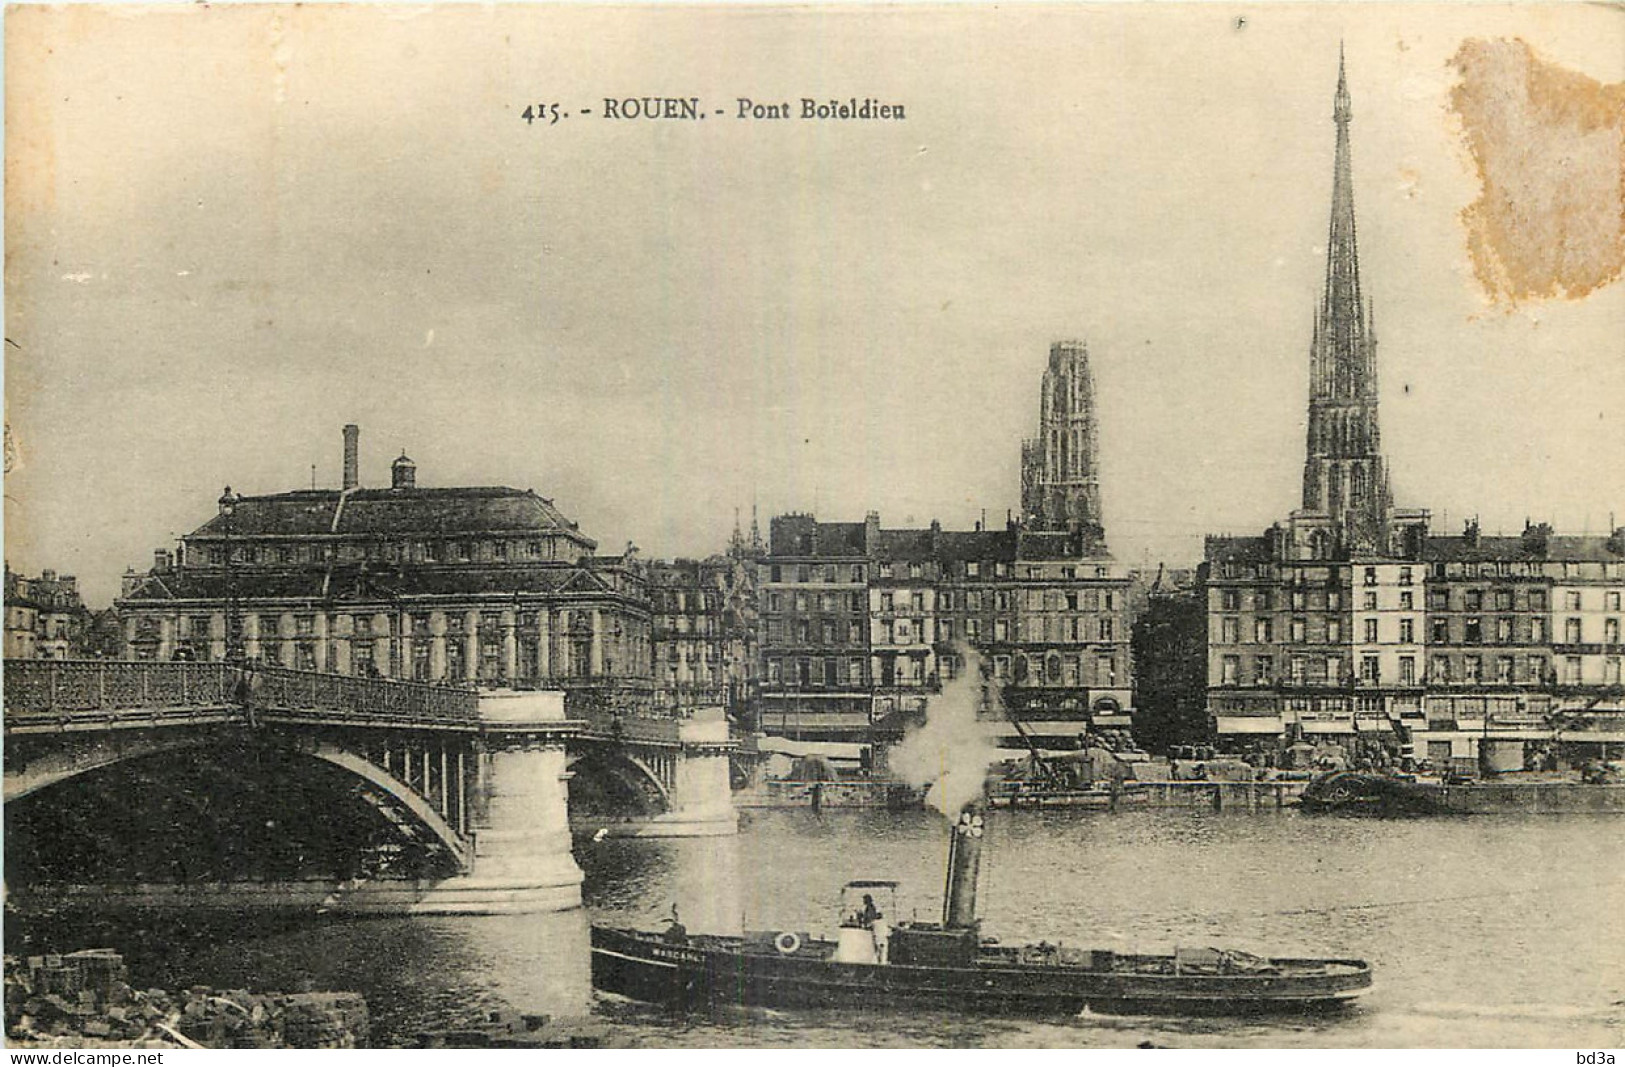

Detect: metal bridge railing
[3,659,480,726]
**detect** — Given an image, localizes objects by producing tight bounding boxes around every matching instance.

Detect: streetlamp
[218,487,243,663]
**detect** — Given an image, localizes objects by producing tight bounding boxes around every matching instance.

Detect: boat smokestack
[942,805,985,929]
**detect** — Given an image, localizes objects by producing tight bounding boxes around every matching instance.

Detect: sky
[5,3,1623,607]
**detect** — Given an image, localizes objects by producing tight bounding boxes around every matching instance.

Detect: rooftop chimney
[342,424,360,490]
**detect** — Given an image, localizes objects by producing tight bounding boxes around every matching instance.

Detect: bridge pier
[612,709,738,838]
[412,690,584,914]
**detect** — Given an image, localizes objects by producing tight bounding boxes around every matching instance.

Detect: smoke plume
[889,646,1000,817]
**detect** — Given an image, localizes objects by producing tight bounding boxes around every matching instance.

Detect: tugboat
[590,807,1372,1016]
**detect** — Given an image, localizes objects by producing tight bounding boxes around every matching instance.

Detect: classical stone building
[1198,56,1625,763]
[116,427,653,714]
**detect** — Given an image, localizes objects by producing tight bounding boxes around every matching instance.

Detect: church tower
[1021,339,1105,545]
[1301,50,1391,554]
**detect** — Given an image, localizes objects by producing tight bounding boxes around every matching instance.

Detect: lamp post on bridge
[218,487,244,664]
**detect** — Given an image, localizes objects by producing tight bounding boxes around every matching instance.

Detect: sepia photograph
[3,1,1623,1050]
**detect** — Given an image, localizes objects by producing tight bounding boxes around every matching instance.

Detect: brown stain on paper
[1448,38,1625,306]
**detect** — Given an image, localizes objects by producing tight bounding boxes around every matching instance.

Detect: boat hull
[590,927,1371,1017]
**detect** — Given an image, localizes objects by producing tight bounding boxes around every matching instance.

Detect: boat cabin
[834,880,897,964]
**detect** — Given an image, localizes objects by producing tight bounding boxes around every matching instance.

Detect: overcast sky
[6,3,1623,606]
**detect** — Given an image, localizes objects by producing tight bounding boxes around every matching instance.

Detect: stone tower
[1301,50,1391,554]
[1021,340,1105,545]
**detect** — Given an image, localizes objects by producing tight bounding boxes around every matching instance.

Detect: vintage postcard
[4,1,1623,1051]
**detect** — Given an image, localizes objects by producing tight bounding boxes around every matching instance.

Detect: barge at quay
[591,807,1372,1017]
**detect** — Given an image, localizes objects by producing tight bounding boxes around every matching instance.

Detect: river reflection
[9,807,1625,1047]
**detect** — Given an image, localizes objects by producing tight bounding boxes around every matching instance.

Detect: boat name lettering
[650,946,706,963]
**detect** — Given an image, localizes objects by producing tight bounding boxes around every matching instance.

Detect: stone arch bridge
[2,659,735,914]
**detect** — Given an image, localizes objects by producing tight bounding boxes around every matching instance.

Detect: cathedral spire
[1301,49,1391,552]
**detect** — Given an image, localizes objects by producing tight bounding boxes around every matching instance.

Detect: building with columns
[116,427,653,714]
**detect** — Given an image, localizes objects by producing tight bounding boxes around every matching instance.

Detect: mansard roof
[186,487,592,546]
[119,562,626,604]
[1203,535,1275,564]
[1423,533,1625,564]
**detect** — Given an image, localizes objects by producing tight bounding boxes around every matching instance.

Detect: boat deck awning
[1214,716,1285,735]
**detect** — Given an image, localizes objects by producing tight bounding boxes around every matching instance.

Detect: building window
[1222,617,1240,644]
[1566,618,1582,644]
[1464,656,1481,684]
[1494,589,1512,611]
[1607,618,1620,645]
[1254,656,1272,686]
[1255,618,1273,643]
[1291,618,1306,643]
[881,591,894,611]
[1099,656,1117,686]
[1400,591,1414,611]
[1465,618,1482,643]
[1324,656,1340,685]
[910,591,924,612]
[852,565,865,582]
[1328,590,1342,611]
[1566,590,1583,611]
[1399,656,1416,686]
[1432,618,1449,644]
[1431,656,1450,683]
[1361,656,1379,684]
[1564,656,1583,684]
[1363,592,1377,611]
[767,593,781,612]
[1291,590,1306,611]
[994,620,1008,641]
[1098,618,1114,642]
[995,591,1010,611]
[770,565,782,582]
[1496,656,1514,684]
[1400,618,1414,644]
[1533,617,1548,643]
[848,622,862,642]
[1328,619,1342,643]
[1399,567,1413,586]
[796,564,810,582]
[1496,617,1513,643]
[1364,618,1378,643]
[824,565,837,582]
[1606,657,1622,685]
[1608,591,1622,611]
[966,562,980,577]
[1290,657,1307,685]
[1531,589,1548,611]
[767,659,782,684]
[1222,590,1240,611]
[1364,567,1377,586]
[1465,589,1483,611]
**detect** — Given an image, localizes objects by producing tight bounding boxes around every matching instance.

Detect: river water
[12,808,1625,1048]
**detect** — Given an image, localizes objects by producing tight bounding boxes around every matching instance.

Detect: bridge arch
[5,732,468,871]
[565,747,671,817]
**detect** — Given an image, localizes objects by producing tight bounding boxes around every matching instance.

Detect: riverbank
[4,949,368,1048]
